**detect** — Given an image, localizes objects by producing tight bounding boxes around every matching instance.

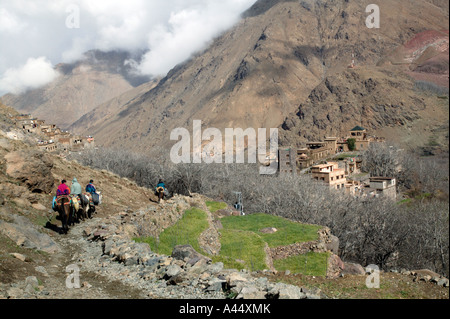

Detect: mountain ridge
[2,0,450,154]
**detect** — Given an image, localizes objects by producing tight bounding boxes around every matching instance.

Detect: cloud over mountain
[0,0,256,95]
[0,57,60,94]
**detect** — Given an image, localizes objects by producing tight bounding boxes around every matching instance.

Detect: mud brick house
[361,177,398,200]
[311,162,347,190]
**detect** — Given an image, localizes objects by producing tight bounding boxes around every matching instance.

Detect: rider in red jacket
[56,180,71,197]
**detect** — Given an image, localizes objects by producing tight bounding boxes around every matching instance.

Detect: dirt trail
[31,207,147,299]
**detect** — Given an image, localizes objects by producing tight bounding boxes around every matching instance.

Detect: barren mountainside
[0,50,150,130]
[2,0,449,154]
[69,0,448,153]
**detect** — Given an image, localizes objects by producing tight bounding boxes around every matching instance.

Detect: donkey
[56,196,71,234]
[156,187,165,203]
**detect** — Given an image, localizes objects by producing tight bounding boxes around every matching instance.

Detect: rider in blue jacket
[86,180,97,194]
[156,179,166,191]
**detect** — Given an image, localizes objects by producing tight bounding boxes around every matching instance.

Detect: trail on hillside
[38,209,148,299]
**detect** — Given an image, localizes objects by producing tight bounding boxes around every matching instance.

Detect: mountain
[67,0,448,154]
[2,0,449,154]
[378,29,449,87]
[279,66,449,153]
[0,50,150,129]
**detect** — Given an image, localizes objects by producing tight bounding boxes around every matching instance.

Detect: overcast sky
[0,0,256,95]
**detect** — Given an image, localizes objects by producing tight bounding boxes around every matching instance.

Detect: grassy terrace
[273,252,330,277]
[220,213,321,248]
[135,207,209,256]
[135,202,327,276]
[206,201,228,213]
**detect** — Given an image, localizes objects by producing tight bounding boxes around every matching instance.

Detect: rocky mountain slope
[379,29,449,88]
[0,50,151,130]
[279,66,449,152]
[1,102,448,300]
[67,0,449,153]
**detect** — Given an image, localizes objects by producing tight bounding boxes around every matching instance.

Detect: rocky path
[40,219,147,299]
[2,195,326,300]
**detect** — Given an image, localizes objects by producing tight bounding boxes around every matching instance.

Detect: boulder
[32,203,47,211]
[268,283,306,299]
[327,253,344,278]
[412,269,442,279]
[342,262,366,275]
[437,278,449,287]
[165,265,183,278]
[187,258,210,276]
[237,286,266,299]
[6,287,24,299]
[35,266,49,277]
[207,262,224,275]
[25,276,39,289]
[260,227,278,234]
[206,278,226,292]
[5,150,54,194]
[167,271,194,286]
[171,245,211,264]
[226,272,249,288]
[0,215,60,254]
[10,253,28,262]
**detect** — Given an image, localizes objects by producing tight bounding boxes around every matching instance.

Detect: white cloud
[0,57,60,94]
[138,0,254,76]
[0,0,256,95]
[0,8,27,33]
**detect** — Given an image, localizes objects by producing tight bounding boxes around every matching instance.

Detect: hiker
[56,180,71,197]
[86,180,97,194]
[155,179,169,197]
[71,177,85,206]
[86,179,101,206]
[71,178,82,196]
[156,179,166,191]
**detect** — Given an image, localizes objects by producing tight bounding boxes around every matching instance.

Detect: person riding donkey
[155,179,169,202]
[53,179,71,211]
[86,180,97,195]
[70,178,83,222]
[53,180,72,234]
[86,179,101,206]
[57,180,71,197]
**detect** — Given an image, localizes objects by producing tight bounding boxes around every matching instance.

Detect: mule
[56,196,71,234]
[82,193,96,219]
[156,187,165,203]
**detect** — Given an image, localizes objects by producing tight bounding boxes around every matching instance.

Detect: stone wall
[268,227,338,260]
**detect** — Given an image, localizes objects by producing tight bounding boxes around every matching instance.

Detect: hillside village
[278,126,397,199]
[7,111,398,201]
[10,114,95,155]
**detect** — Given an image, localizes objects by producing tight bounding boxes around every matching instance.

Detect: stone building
[278,149,297,174]
[311,162,347,190]
[361,177,397,200]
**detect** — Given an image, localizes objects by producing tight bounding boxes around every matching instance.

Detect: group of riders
[53,177,168,233]
[52,178,101,233]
